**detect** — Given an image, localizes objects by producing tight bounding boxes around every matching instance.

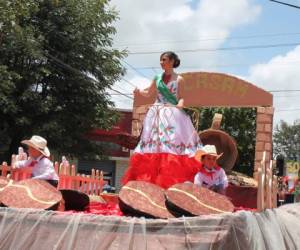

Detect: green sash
[155,74,178,105]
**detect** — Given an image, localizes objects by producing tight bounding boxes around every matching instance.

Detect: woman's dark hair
[160,51,180,68]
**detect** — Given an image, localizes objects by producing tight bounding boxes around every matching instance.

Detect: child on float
[14,135,59,187]
[194,144,228,194]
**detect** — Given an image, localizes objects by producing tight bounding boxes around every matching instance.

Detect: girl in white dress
[122,52,203,188]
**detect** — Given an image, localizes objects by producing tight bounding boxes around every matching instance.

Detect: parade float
[0,72,299,250]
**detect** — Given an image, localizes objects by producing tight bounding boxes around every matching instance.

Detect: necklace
[163,73,172,84]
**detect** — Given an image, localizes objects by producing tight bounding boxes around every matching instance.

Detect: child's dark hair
[160,51,180,68]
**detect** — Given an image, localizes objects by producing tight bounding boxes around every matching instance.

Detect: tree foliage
[197,107,256,176]
[0,0,126,162]
[273,120,300,161]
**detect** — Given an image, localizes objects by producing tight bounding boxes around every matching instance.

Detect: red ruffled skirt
[122,153,201,189]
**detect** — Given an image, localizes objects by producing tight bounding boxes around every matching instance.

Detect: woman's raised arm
[134,79,156,97]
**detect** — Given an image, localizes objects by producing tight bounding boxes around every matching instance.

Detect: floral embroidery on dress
[137,139,201,154]
[135,77,203,156]
[137,120,201,153]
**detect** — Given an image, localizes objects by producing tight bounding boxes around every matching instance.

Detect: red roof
[86,110,139,151]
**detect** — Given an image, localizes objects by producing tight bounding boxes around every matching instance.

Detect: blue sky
[224,0,300,75]
[109,0,300,126]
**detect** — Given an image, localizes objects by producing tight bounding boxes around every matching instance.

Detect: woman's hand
[134,87,142,97]
[176,98,184,109]
[176,103,184,109]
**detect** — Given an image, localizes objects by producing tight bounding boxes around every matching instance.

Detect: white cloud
[159,6,193,22]
[111,0,261,48]
[247,45,300,125]
[109,0,262,109]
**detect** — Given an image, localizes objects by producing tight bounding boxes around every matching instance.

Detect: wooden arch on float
[133,72,272,107]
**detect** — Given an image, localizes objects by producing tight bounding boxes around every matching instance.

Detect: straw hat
[21,135,50,157]
[194,145,223,162]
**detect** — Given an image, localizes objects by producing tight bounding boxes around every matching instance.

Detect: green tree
[0,0,125,162]
[197,107,256,176]
[273,120,300,161]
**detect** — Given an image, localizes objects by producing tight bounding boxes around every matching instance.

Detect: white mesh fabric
[0,204,299,249]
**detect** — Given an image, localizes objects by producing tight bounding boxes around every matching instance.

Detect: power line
[114,32,300,47]
[45,52,133,100]
[122,60,150,79]
[276,108,300,112]
[135,60,300,70]
[29,45,300,101]
[273,94,300,97]
[112,82,130,93]
[121,77,137,88]
[39,42,135,101]
[127,41,300,55]
[109,90,300,95]
[269,90,300,92]
[269,0,300,9]
[44,42,134,88]
[108,87,133,100]
[151,67,158,75]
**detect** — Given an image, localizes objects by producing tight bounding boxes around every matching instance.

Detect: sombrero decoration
[119,181,173,219]
[194,144,223,162]
[21,135,50,157]
[165,182,234,217]
[0,179,62,210]
[0,176,11,189]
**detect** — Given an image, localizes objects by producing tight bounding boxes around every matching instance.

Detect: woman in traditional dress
[122,51,203,189]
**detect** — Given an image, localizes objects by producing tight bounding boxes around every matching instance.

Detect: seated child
[194,144,228,194]
[14,135,59,187]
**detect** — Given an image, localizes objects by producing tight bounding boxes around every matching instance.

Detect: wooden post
[257,151,266,211]
[65,164,71,189]
[272,175,278,208]
[99,171,104,194]
[54,162,59,175]
[211,113,223,130]
[266,160,273,209]
[70,165,76,189]
[96,170,100,195]
[1,162,9,177]
[81,174,86,193]
[11,154,16,168]
[257,167,263,212]
[75,173,81,191]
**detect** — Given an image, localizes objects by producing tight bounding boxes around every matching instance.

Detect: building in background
[80,109,136,192]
